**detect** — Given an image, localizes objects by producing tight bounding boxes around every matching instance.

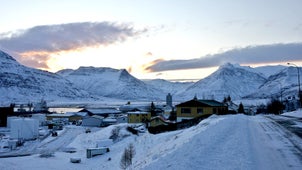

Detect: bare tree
[120,143,136,170]
[120,148,130,170]
[128,143,135,165]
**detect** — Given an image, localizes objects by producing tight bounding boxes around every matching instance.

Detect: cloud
[145,52,153,56]
[145,43,302,72]
[0,22,146,69]
[18,51,51,69]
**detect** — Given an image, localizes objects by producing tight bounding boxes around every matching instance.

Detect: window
[213,108,217,114]
[197,108,203,114]
[181,108,191,114]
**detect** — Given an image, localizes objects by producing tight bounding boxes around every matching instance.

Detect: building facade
[127,111,151,124]
[176,98,227,122]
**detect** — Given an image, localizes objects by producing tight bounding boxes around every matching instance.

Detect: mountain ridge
[175,63,267,101]
[0,50,91,103]
[57,66,165,100]
[1,50,301,103]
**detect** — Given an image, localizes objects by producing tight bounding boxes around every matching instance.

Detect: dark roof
[79,108,121,115]
[176,99,225,107]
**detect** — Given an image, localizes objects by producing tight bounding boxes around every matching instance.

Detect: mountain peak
[178,62,267,101]
[119,69,131,77]
[219,63,242,69]
[0,50,17,63]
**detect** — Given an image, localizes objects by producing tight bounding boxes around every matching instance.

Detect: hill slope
[245,66,302,100]
[1,114,301,169]
[57,67,164,100]
[176,63,267,101]
[144,79,193,95]
[0,50,89,103]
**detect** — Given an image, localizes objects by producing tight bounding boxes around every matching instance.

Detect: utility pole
[287,63,301,108]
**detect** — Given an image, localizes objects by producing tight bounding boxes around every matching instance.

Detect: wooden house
[127,111,151,124]
[176,98,227,122]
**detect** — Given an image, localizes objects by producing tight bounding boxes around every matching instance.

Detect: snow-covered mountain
[176,63,267,101]
[253,65,287,78]
[143,79,193,96]
[1,49,301,103]
[244,66,302,100]
[57,67,165,100]
[0,50,90,103]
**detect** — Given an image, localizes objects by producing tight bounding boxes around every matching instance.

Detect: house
[46,112,87,123]
[82,115,104,127]
[10,118,39,140]
[176,98,228,122]
[127,111,151,124]
[162,105,174,119]
[115,115,128,123]
[102,117,117,127]
[150,116,172,127]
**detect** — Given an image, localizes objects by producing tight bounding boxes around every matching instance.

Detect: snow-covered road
[143,115,302,170]
[35,126,84,154]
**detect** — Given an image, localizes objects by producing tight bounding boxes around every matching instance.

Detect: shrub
[109,126,121,142]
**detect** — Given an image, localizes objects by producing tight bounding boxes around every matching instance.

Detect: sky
[0,0,302,81]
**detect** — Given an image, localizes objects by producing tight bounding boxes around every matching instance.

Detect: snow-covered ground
[282,109,302,118]
[0,114,301,170]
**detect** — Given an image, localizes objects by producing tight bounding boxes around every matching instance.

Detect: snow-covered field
[0,113,302,170]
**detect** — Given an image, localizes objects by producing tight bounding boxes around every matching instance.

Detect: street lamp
[287,63,301,108]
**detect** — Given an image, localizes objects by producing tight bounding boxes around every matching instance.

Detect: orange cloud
[0,22,147,71]
[17,51,53,69]
[127,66,132,73]
[145,52,153,56]
[142,58,165,72]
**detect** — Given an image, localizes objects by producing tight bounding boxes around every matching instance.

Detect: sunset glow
[0,0,301,80]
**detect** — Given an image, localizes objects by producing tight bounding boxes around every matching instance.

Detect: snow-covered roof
[103,117,117,122]
[48,112,88,118]
[47,113,73,117]
[80,108,121,115]
[119,104,151,112]
[66,112,88,117]
[127,111,149,115]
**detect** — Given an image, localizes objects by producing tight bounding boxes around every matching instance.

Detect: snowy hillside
[245,66,302,99]
[57,67,165,100]
[1,114,301,169]
[1,49,301,103]
[253,65,287,78]
[143,79,193,96]
[176,63,267,101]
[0,50,90,103]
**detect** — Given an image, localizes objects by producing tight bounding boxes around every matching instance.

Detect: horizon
[1,48,302,82]
[1,0,302,80]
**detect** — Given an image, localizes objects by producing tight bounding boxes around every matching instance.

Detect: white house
[82,115,104,127]
[10,118,39,140]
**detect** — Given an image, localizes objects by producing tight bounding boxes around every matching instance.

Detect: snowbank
[282,109,302,118]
